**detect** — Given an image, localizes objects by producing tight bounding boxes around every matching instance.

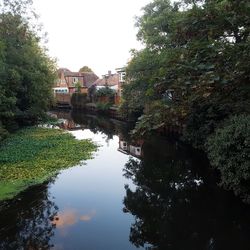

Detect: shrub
[206,115,250,202]
[96,102,112,111]
[95,87,115,98]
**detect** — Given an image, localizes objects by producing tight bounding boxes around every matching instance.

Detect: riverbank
[0,127,97,201]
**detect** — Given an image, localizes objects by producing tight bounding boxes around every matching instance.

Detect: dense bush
[95,87,115,98]
[206,115,250,202]
[183,86,250,149]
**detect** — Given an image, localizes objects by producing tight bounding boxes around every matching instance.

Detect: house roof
[61,70,99,88]
[64,72,83,77]
[83,72,99,88]
[58,68,71,72]
[57,68,71,79]
[93,73,119,86]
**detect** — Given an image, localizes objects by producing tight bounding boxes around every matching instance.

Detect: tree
[120,0,250,201]
[206,115,250,202]
[121,0,250,141]
[79,65,93,73]
[0,0,56,136]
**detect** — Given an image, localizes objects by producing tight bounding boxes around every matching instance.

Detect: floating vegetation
[0,127,97,201]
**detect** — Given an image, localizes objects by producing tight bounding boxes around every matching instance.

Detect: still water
[0,111,250,250]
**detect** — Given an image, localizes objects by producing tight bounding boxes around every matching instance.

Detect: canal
[0,111,250,250]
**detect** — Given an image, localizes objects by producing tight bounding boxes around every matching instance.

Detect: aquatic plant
[0,127,97,200]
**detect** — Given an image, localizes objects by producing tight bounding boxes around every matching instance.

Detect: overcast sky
[32,0,151,76]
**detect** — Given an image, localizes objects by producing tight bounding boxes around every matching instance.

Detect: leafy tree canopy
[121,0,249,139]
[120,0,250,200]
[0,0,56,138]
[79,65,93,73]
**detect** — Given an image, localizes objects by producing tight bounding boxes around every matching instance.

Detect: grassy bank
[0,127,97,201]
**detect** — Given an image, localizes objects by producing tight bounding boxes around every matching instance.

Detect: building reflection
[52,110,144,158]
[123,136,250,250]
[118,137,144,158]
[52,110,133,141]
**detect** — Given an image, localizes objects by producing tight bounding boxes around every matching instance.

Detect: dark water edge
[0,110,249,250]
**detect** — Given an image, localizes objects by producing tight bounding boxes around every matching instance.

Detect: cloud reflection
[80,210,96,221]
[52,208,96,229]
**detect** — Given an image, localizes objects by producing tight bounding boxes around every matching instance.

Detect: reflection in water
[1,111,250,250]
[0,111,137,250]
[52,208,96,228]
[118,138,144,158]
[123,136,250,250]
[0,180,58,249]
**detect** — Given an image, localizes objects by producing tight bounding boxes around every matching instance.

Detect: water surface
[0,111,249,250]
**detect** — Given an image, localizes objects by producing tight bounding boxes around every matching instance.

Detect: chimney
[108,70,112,76]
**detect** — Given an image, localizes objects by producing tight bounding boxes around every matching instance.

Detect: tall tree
[121,0,250,142]
[0,0,56,136]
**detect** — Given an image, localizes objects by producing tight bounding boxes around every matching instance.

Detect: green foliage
[122,0,250,135]
[96,102,112,111]
[0,127,97,200]
[95,87,115,98]
[206,115,250,202]
[40,113,58,125]
[183,85,250,148]
[79,65,93,73]
[0,0,57,133]
[0,126,9,142]
[121,0,250,200]
[132,101,168,135]
[74,81,82,93]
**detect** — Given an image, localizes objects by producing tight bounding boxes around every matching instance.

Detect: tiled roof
[83,72,99,88]
[64,71,83,77]
[61,70,99,88]
[93,74,119,86]
[58,68,71,73]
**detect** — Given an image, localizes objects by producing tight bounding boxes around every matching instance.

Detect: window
[119,72,126,82]
[73,77,78,83]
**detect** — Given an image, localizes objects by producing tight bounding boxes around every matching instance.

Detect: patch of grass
[0,127,97,201]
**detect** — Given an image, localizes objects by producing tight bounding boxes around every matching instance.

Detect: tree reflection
[72,111,132,142]
[0,180,58,249]
[123,136,250,250]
